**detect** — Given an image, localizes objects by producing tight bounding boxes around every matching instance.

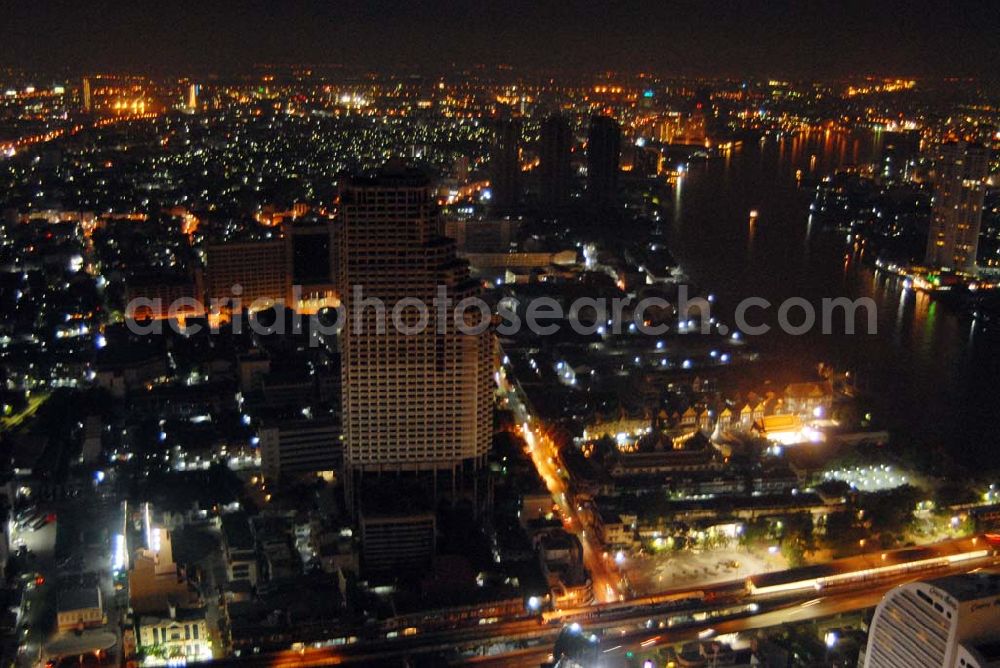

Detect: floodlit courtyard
[820,463,920,492]
[621,547,787,595]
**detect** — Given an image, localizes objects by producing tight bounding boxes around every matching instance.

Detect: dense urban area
[0,60,1000,668]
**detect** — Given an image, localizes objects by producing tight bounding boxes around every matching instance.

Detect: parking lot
[10,510,58,668]
[8,497,125,668]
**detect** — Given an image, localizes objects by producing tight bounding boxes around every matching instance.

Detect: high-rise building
[676,108,707,146]
[539,114,573,212]
[443,218,521,253]
[338,167,492,510]
[286,218,340,313]
[864,572,1000,668]
[205,239,290,309]
[879,129,921,182]
[587,115,621,208]
[82,77,92,113]
[490,118,521,215]
[925,141,990,271]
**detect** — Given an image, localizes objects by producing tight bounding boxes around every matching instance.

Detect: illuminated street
[499,368,622,604]
[1,7,1000,667]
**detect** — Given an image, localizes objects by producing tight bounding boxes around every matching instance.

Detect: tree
[780,513,815,567]
[740,518,770,547]
[591,435,618,465]
[783,513,816,551]
[935,480,978,507]
[860,485,921,543]
[822,510,864,557]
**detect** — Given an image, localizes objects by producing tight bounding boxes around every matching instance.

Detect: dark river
[666,129,1000,474]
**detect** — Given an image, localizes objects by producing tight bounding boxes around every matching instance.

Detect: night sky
[2,0,999,77]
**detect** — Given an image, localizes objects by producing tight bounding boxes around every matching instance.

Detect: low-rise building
[221,513,259,586]
[360,511,435,575]
[129,528,200,615]
[94,351,166,398]
[520,490,556,524]
[80,415,103,464]
[610,445,721,478]
[137,606,211,663]
[595,510,637,549]
[259,417,341,482]
[56,587,103,631]
[783,381,833,418]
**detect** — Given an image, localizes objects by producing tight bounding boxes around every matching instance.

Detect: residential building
[205,239,290,309]
[925,142,990,271]
[490,118,521,215]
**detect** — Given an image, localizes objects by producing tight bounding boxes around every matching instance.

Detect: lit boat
[749,209,759,223]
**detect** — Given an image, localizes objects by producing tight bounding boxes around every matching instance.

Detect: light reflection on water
[664,129,1000,472]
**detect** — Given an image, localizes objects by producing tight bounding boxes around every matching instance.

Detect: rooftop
[221,512,255,551]
[931,571,1000,603]
[57,586,101,613]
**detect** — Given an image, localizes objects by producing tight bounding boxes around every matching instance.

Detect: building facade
[205,239,290,309]
[221,513,259,586]
[286,218,340,313]
[359,512,436,574]
[56,587,103,631]
[925,142,990,271]
[259,417,342,482]
[864,572,1000,667]
[137,608,210,663]
[338,168,493,509]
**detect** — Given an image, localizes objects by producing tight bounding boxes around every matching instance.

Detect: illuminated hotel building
[925,142,990,271]
[864,572,1000,668]
[338,168,492,510]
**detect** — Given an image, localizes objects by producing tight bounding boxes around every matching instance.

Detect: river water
[665,129,1000,474]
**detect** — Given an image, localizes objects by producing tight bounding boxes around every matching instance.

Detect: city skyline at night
[2,4,1000,668]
